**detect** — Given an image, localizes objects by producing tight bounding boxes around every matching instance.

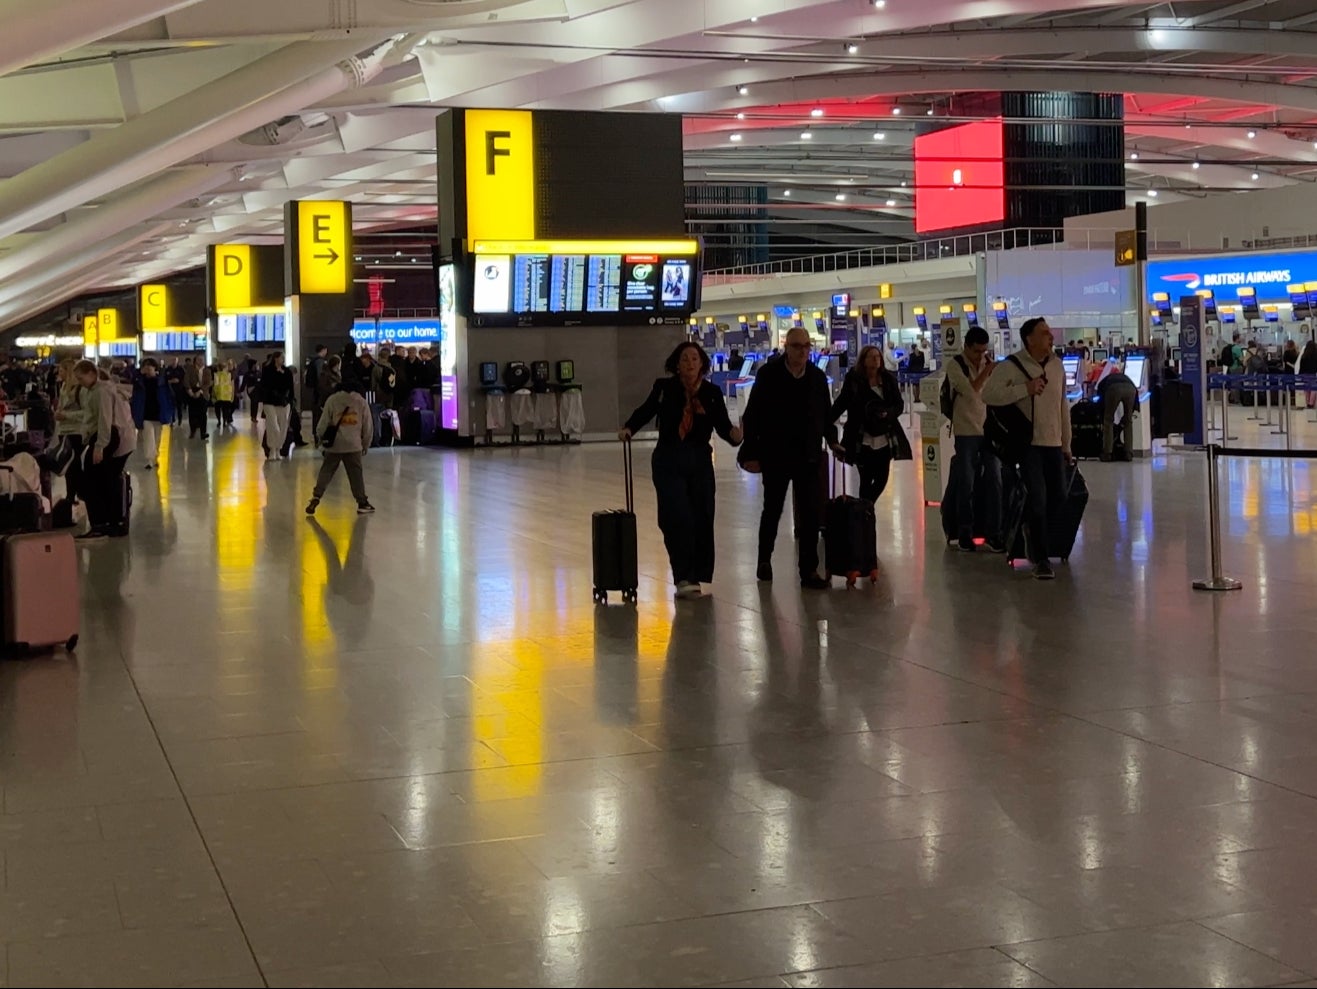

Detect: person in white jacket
[73,361,137,542]
[305,385,375,517]
[982,317,1073,580]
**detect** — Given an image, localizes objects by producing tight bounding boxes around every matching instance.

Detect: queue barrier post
[1193,443,1243,593]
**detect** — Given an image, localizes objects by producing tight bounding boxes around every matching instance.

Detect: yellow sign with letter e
[291,200,352,295]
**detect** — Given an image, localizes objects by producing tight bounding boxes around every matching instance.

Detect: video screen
[1125,355,1147,391]
[1263,306,1280,323]
[992,304,1010,330]
[1196,291,1217,319]
[965,308,980,328]
[1221,308,1237,324]
[1238,288,1260,320]
[216,313,285,344]
[141,331,205,352]
[913,118,1005,234]
[1171,347,1182,362]
[914,311,928,331]
[1062,356,1080,389]
[1092,348,1109,362]
[470,248,699,325]
[1289,285,1310,319]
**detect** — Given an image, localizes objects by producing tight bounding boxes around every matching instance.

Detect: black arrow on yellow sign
[314,247,340,264]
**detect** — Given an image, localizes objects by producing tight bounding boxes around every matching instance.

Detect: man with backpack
[942,326,1004,553]
[983,317,1073,580]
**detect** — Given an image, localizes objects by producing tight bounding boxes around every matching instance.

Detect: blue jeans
[953,435,1002,543]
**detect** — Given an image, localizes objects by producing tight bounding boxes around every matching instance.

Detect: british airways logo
[1159,269,1292,291]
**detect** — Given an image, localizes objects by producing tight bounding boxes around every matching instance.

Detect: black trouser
[61,434,85,504]
[214,400,234,426]
[187,396,208,437]
[1022,446,1067,564]
[85,451,128,532]
[651,443,716,585]
[170,384,187,424]
[759,457,822,578]
[854,445,893,504]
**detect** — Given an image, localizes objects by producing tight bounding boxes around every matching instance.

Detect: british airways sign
[1147,249,1317,304]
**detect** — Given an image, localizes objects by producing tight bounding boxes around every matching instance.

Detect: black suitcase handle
[622,438,634,514]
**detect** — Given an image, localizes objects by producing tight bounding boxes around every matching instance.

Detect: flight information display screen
[217,313,286,344]
[141,331,206,352]
[466,241,699,326]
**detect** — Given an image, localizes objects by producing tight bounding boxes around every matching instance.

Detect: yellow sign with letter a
[465,109,535,242]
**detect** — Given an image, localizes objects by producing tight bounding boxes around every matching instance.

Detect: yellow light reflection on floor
[213,442,263,595]
[296,515,359,685]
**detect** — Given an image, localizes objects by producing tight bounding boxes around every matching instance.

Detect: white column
[0,164,232,286]
[0,36,395,241]
[0,0,206,78]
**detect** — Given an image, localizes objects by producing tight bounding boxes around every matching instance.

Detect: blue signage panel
[351,318,446,346]
[1147,250,1317,306]
[1180,295,1205,445]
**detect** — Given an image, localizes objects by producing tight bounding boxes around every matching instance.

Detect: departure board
[466,241,700,326]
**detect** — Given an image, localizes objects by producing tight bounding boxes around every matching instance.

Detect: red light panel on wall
[914,118,1005,234]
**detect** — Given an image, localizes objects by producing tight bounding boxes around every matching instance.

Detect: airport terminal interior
[7,0,1317,986]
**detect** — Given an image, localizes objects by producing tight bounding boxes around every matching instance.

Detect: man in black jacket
[740,327,833,589]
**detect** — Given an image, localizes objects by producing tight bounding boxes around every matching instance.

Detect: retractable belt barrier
[1205,374,1317,449]
[1192,442,1317,593]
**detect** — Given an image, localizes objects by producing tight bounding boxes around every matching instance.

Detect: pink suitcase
[3,532,79,652]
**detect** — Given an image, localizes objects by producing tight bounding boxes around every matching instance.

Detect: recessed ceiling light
[1185,123,1192,129]
[874,0,886,7]
[750,15,758,21]
[1130,152,1139,160]
[810,108,824,117]
[873,132,886,140]
[1252,172,1260,180]
[926,108,934,116]
[1247,130,1257,138]
[800,131,813,139]
[891,107,902,115]
[1191,160,1201,169]
[1149,28,1165,41]
[835,193,847,201]
[885,199,896,206]
[738,85,749,95]
[730,133,743,142]
[783,189,792,196]
[847,44,859,54]
[1147,189,1158,197]
[900,180,907,187]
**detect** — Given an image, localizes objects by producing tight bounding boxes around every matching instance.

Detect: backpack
[303,361,316,390]
[939,356,969,420]
[1220,343,1235,368]
[984,355,1034,465]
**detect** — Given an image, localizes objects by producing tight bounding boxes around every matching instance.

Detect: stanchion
[1219,384,1237,442]
[1193,443,1243,592]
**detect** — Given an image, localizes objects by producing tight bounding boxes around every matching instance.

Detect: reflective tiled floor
[5,414,1317,987]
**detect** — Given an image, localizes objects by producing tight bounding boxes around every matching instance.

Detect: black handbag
[985,355,1035,465]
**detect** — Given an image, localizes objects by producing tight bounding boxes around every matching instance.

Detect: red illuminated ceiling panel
[913,119,1005,235]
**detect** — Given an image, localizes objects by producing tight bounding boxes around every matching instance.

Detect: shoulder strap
[1006,354,1032,379]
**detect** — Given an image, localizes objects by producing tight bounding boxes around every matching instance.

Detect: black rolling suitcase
[823,455,878,587]
[591,440,638,604]
[1070,399,1105,460]
[940,454,993,545]
[102,472,132,537]
[1005,462,1087,566]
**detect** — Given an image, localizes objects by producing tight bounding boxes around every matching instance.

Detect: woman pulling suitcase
[828,345,909,503]
[618,342,741,600]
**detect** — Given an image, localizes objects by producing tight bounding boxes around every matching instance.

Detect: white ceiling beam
[0,0,205,77]
[1182,0,1277,27]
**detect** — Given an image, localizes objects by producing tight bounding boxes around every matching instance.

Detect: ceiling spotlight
[885,198,896,207]
[891,106,902,115]
[835,193,847,201]
[874,0,886,6]
[1191,160,1201,169]
[1185,123,1192,129]
[738,85,749,95]
[783,189,792,196]
[1147,189,1158,197]
[750,15,758,21]
[873,132,886,140]
[730,133,743,142]
[810,107,824,117]
[800,131,813,139]
[900,180,907,187]
[1247,130,1257,138]
[926,108,934,116]
[1149,28,1165,42]
[847,44,859,54]
[736,112,746,119]
[395,250,402,257]
[1130,152,1139,160]
[1252,172,1260,180]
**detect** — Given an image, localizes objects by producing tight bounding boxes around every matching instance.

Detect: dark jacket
[130,374,176,427]
[625,377,737,450]
[1300,348,1317,375]
[829,366,904,459]
[1097,371,1137,402]
[259,365,295,407]
[318,365,342,400]
[741,357,832,468]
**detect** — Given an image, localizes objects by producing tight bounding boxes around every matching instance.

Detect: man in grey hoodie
[305,384,375,516]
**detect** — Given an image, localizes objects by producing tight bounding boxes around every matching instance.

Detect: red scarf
[678,380,705,439]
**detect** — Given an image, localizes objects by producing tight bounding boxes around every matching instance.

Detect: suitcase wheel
[65,634,78,652]
[845,570,859,589]
[593,588,607,604]
[623,589,638,605]
[869,570,879,584]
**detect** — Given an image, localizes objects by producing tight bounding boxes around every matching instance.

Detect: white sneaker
[675,581,702,599]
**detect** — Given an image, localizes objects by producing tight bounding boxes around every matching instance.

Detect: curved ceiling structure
[2,0,1316,329]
